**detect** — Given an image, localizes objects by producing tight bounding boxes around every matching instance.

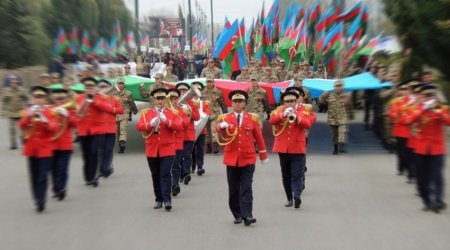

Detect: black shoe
[164,201,172,211]
[55,190,66,201]
[434,202,447,211]
[243,217,257,226]
[36,203,45,213]
[339,143,346,153]
[103,168,114,178]
[197,169,205,176]
[294,197,302,208]
[172,185,180,196]
[285,200,293,207]
[333,144,338,155]
[9,145,18,150]
[212,143,219,154]
[206,144,212,154]
[86,180,98,187]
[184,175,191,185]
[153,201,162,209]
[233,218,243,224]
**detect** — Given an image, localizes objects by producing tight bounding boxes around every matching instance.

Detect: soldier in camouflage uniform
[114,77,136,153]
[200,58,222,78]
[248,60,256,74]
[287,62,300,80]
[1,78,29,149]
[246,75,267,128]
[202,76,228,153]
[260,67,279,83]
[164,64,179,82]
[276,60,289,81]
[293,75,312,104]
[318,80,352,155]
[313,63,327,79]
[236,66,252,82]
[139,73,167,107]
[249,61,264,79]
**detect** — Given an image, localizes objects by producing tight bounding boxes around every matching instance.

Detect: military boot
[212,142,219,154]
[118,140,126,154]
[333,144,338,155]
[339,143,346,153]
[10,140,18,150]
[206,143,212,154]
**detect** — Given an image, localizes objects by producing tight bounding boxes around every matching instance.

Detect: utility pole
[210,0,214,47]
[135,0,144,75]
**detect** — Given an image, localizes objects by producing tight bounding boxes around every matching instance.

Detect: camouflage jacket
[200,67,222,78]
[246,87,267,114]
[236,74,252,82]
[202,86,227,120]
[164,74,179,82]
[319,92,350,125]
[313,71,327,79]
[260,74,279,83]
[1,87,28,118]
[114,89,134,121]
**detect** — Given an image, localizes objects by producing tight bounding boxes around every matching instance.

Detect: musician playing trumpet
[269,91,313,209]
[136,88,182,211]
[191,81,211,176]
[48,85,78,201]
[19,86,58,212]
[175,82,200,185]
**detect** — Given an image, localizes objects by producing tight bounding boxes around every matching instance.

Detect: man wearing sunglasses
[216,90,268,226]
[270,91,312,209]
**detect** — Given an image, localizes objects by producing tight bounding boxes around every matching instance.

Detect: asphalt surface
[1,111,449,250]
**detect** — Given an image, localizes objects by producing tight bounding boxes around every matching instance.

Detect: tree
[383,0,450,80]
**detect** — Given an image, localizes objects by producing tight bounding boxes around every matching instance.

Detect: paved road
[1,111,449,250]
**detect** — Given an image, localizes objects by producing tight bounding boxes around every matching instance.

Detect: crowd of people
[1,52,448,222]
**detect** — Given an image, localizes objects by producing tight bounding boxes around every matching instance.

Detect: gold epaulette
[217,114,225,122]
[389,96,404,106]
[140,108,149,117]
[270,105,283,116]
[248,112,260,122]
[19,109,27,117]
[302,104,313,116]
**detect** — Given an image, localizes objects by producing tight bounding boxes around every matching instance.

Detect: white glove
[150,117,159,127]
[219,121,229,129]
[261,158,269,164]
[39,113,48,123]
[407,95,416,105]
[159,112,167,123]
[28,105,39,116]
[424,99,437,110]
[283,107,294,117]
[55,107,68,117]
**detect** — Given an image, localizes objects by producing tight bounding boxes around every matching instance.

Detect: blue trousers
[192,134,206,171]
[171,150,183,186]
[28,157,51,205]
[181,141,194,177]
[50,150,72,194]
[99,133,116,176]
[279,153,305,201]
[79,135,101,182]
[147,156,174,203]
[226,165,255,219]
[416,154,445,206]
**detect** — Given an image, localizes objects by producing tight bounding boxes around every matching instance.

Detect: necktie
[237,114,241,127]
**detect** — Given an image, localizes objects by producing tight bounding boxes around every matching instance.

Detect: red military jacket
[136,107,182,157]
[51,108,78,151]
[388,96,411,138]
[270,104,313,154]
[215,111,268,167]
[405,104,450,155]
[19,107,58,158]
[173,106,189,150]
[98,94,124,134]
[182,100,200,141]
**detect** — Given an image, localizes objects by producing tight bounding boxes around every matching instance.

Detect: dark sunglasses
[155,96,166,100]
[232,100,245,103]
[284,100,295,103]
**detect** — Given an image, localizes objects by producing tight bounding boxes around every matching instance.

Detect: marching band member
[96,80,124,178]
[176,82,200,185]
[216,90,268,226]
[19,86,57,212]
[405,84,450,213]
[191,81,211,175]
[76,77,121,187]
[48,86,78,201]
[166,88,188,197]
[136,88,182,211]
[270,91,313,208]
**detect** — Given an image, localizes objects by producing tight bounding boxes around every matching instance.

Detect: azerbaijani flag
[141,33,150,47]
[81,30,91,54]
[114,20,122,42]
[212,19,239,60]
[55,27,70,55]
[93,37,107,55]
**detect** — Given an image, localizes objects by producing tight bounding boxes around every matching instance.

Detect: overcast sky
[124,0,271,25]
